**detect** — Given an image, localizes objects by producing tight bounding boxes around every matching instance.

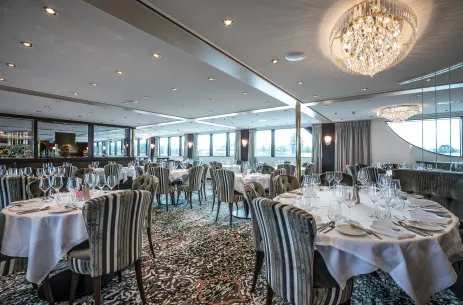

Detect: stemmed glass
[325,171,334,189]
[390,179,401,196]
[66,178,80,205]
[367,184,381,218]
[107,175,117,193]
[24,167,33,177]
[96,174,106,194]
[334,171,343,186]
[84,173,96,190]
[94,161,99,168]
[36,168,44,178]
[357,168,369,186]
[50,176,63,204]
[39,178,51,202]
[344,186,357,223]
[333,184,345,206]
[57,167,66,177]
[328,200,342,223]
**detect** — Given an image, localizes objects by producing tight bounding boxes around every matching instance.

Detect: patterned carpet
[0,189,461,305]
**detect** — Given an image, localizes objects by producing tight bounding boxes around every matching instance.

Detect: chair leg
[251,251,264,293]
[229,202,233,227]
[135,259,147,305]
[32,283,38,290]
[198,191,201,205]
[69,272,80,304]
[266,283,274,305]
[165,194,169,212]
[42,275,54,305]
[212,192,216,211]
[215,201,221,222]
[116,270,122,283]
[176,191,180,205]
[147,227,155,259]
[93,276,101,305]
[189,192,193,209]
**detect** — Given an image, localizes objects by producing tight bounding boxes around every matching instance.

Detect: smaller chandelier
[377,105,421,122]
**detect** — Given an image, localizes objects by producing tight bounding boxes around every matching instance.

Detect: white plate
[279,193,296,198]
[405,220,443,232]
[48,206,74,214]
[336,224,368,236]
[422,207,447,213]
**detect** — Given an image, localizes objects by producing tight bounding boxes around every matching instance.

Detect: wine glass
[107,175,117,193]
[325,171,334,189]
[96,173,106,194]
[84,173,96,190]
[50,176,63,204]
[36,168,44,178]
[334,171,343,186]
[357,168,369,186]
[39,178,51,202]
[367,184,381,218]
[94,161,99,168]
[344,186,357,223]
[328,200,342,222]
[390,179,401,196]
[24,167,33,177]
[66,177,80,205]
[332,184,345,205]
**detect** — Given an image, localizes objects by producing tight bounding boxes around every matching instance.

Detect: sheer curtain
[311,124,322,173]
[183,135,189,159]
[248,129,257,168]
[192,133,199,160]
[154,136,160,157]
[234,130,241,162]
[335,120,371,172]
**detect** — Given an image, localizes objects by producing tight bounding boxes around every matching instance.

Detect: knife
[394,221,428,237]
[399,220,433,236]
[350,223,382,240]
[17,206,50,215]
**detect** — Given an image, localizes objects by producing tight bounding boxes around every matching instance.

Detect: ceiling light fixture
[21,42,33,47]
[152,53,161,58]
[313,95,318,98]
[44,7,57,15]
[297,81,303,85]
[223,18,234,27]
[330,0,417,77]
[6,63,16,67]
[73,92,78,96]
[208,77,215,81]
[271,59,279,64]
[285,51,306,62]
[91,83,97,87]
[209,99,213,101]
[243,92,248,95]
[377,105,421,122]
[116,70,124,75]
[172,88,178,91]
[0,78,5,81]
[362,88,368,91]
[426,78,433,82]
[145,95,150,98]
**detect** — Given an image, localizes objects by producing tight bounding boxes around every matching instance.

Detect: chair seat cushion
[156,185,175,194]
[67,240,91,275]
[313,278,353,305]
[233,192,244,202]
[177,184,192,192]
[0,254,28,276]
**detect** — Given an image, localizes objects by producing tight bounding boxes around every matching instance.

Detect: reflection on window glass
[213,134,227,156]
[301,129,312,157]
[38,121,89,158]
[0,117,34,159]
[229,133,235,157]
[159,138,168,156]
[135,130,150,157]
[139,140,147,156]
[170,137,180,156]
[388,118,462,156]
[255,130,271,156]
[275,129,296,157]
[94,126,127,157]
[198,134,210,156]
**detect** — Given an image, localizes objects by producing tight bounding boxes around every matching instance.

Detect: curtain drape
[234,130,241,162]
[183,135,188,159]
[248,129,257,168]
[154,137,160,157]
[311,124,322,173]
[335,120,371,172]
[192,133,199,160]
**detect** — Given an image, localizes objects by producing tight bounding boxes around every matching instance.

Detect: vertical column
[131,129,136,158]
[187,134,194,159]
[295,103,301,180]
[88,125,95,159]
[240,129,249,162]
[33,119,38,159]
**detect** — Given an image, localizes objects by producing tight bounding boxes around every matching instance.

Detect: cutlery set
[349,223,382,240]
[317,221,335,234]
[393,221,432,237]
[16,206,51,215]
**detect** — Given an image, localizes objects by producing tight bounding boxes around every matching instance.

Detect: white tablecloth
[122,167,135,178]
[223,164,241,172]
[275,190,463,305]
[234,173,270,194]
[169,169,189,183]
[1,194,89,284]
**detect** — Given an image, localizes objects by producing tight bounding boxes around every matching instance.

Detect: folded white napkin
[410,209,452,224]
[370,220,415,239]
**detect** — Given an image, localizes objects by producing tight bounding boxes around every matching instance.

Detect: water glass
[84,173,96,189]
[367,184,381,218]
[50,176,63,204]
[66,178,80,205]
[325,171,334,189]
[96,174,106,194]
[328,200,342,222]
[24,167,33,177]
[107,175,117,193]
[332,184,345,205]
[344,186,357,223]
[39,178,51,201]
[357,168,369,185]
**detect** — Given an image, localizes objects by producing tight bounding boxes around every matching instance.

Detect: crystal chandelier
[330,0,417,76]
[377,105,421,122]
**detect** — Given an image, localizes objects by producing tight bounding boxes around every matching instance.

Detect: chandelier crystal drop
[330,0,417,77]
[377,105,421,122]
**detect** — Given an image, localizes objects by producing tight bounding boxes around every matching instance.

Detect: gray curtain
[192,133,199,160]
[154,136,160,157]
[183,135,188,159]
[234,130,241,162]
[335,120,371,172]
[311,124,322,173]
[248,129,257,168]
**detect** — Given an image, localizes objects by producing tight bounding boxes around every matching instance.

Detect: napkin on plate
[370,220,416,239]
[410,209,452,224]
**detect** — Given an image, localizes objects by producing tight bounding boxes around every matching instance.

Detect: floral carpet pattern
[0,189,461,305]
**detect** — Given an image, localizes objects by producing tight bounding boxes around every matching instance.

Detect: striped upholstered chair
[214,169,244,226]
[104,164,123,185]
[304,163,315,176]
[209,161,222,168]
[261,165,275,175]
[268,169,286,198]
[277,164,296,176]
[135,166,144,177]
[365,166,386,184]
[200,164,209,200]
[273,174,300,196]
[147,167,175,211]
[177,166,204,208]
[132,175,159,259]
[243,182,266,292]
[193,160,203,166]
[252,198,353,305]
[67,190,152,305]
[0,176,38,209]
[209,166,219,211]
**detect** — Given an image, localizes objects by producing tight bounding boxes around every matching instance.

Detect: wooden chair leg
[135,259,147,305]
[165,194,169,212]
[147,227,155,259]
[116,270,122,283]
[41,275,54,305]
[198,191,201,205]
[93,276,101,305]
[215,201,221,222]
[266,283,274,305]
[229,202,233,227]
[69,272,80,304]
[212,192,216,211]
[189,192,193,209]
[251,251,264,293]
[176,191,180,205]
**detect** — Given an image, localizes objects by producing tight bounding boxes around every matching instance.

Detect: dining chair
[320,172,354,186]
[261,165,275,175]
[269,169,285,198]
[209,166,220,211]
[304,164,315,176]
[0,176,38,209]
[273,174,300,196]
[67,190,151,305]
[147,167,175,211]
[135,166,144,177]
[214,169,244,226]
[209,161,222,168]
[132,175,159,259]
[200,164,209,200]
[177,166,204,208]
[277,164,296,176]
[346,165,356,181]
[252,198,353,305]
[354,163,367,178]
[193,160,203,166]
[243,182,265,292]
[365,166,386,183]
[73,168,92,179]
[103,164,123,186]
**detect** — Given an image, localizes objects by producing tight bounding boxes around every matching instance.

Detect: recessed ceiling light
[223,18,234,27]
[271,59,279,64]
[362,88,368,91]
[365,100,370,103]
[116,70,124,75]
[44,106,51,110]
[0,78,5,81]
[243,92,248,95]
[78,116,82,118]
[426,78,433,82]
[297,81,303,85]
[161,109,164,111]
[209,99,213,101]
[145,95,150,98]
[285,51,306,62]
[208,77,215,81]
[152,53,161,58]
[324,105,329,107]
[37,110,41,113]
[44,7,57,15]
[334,113,338,115]
[73,92,78,95]
[172,88,178,91]
[21,42,33,48]
[416,94,422,97]
[313,95,318,98]
[234,107,238,109]
[6,63,16,67]
[55,100,61,103]
[89,112,93,114]
[123,101,128,105]
[91,83,97,87]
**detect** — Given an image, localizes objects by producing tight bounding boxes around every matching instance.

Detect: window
[170,136,180,156]
[229,132,235,157]
[0,117,34,159]
[275,129,297,157]
[139,139,147,156]
[213,133,227,156]
[39,121,89,158]
[94,126,128,157]
[198,134,211,156]
[255,130,271,156]
[301,129,312,157]
[388,118,462,156]
[159,138,168,156]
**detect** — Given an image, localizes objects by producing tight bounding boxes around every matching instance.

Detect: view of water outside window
[213,133,227,156]
[198,134,210,156]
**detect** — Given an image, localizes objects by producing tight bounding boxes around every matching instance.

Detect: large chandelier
[330,0,417,77]
[377,105,421,122]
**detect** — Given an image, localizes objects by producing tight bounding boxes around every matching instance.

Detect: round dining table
[274,188,463,305]
[233,173,270,218]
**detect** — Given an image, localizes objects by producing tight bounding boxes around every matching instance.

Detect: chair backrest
[132,175,159,225]
[81,190,152,277]
[346,165,355,180]
[261,165,275,175]
[252,198,317,305]
[365,166,386,183]
[0,176,38,209]
[273,174,300,196]
[215,169,235,203]
[193,160,203,166]
[304,164,315,176]
[269,169,286,198]
[201,164,209,185]
[209,161,222,168]
[187,166,204,191]
[209,166,218,191]
[319,172,354,186]
[135,166,144,177]
[243,182,265,251]
[104,164,122,181]
[147,167,170,194]
[354,163,367,177]
[277,164,296,176]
